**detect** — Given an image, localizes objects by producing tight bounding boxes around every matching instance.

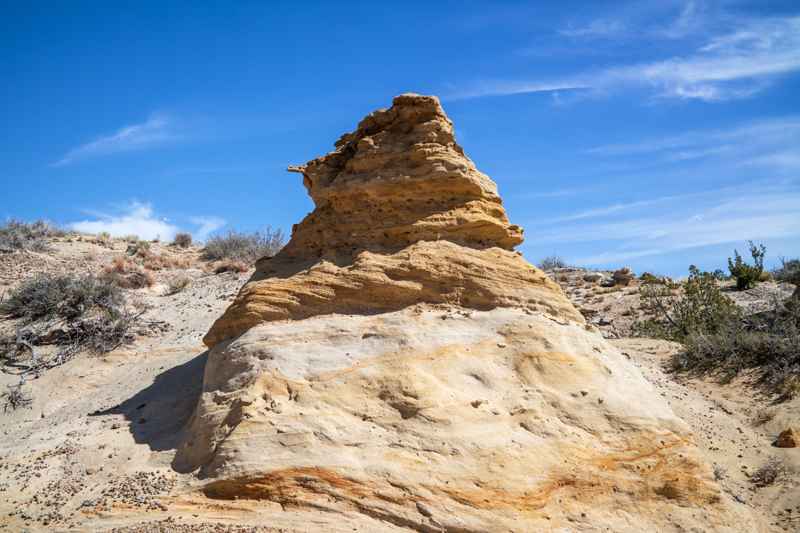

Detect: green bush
[728,241,766,290]
[673,291,800,398]
[635,266,741,342]
[203,227,285,263]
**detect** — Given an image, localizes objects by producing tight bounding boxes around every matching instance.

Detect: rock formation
[180,94,762,531]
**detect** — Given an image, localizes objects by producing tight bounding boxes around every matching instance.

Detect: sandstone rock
[583,272,605,283]
[613,267,634,286]
[776,427,798,448]
[182,94,764,532]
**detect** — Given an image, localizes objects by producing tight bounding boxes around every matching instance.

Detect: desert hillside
[1,95,798,532]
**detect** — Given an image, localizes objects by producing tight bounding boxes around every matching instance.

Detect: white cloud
[69,202,226,242]
[53,114,178,167]
[189,216,226,241]
[446,81,588,101]
[451,15,800,102]
[70,202,180,240]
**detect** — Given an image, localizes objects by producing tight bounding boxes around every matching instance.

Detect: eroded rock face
[284,93,523,259]
[204,94,562,348]
[183,94,764,531]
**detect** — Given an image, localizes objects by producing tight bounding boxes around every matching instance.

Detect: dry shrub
[203,228,285,263]
[139,251,191,271]
[165,274,191,295]
[0,220,64,253]
[538,255,566,271]
[2,380,32,412]
[213,259,248,274]
[173,232,192,248]
[0,273,137,376]
[750,458,788,487]
[102,256,155,289]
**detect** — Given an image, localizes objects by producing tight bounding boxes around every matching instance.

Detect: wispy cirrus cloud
[450,14,800,102]
[586,115,800,168]
[559,19,625,38]
[69,201,226,242]
[534,186,800,265]
[53,114,179,167]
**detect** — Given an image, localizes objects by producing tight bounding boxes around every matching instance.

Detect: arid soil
[0,239,797,531]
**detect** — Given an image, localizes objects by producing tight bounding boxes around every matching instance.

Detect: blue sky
[2,0,799,276]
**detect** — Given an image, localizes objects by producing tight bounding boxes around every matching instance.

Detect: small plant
[123,234,140,243]
[203,228,285,263]
[2,379,32,412]
[750,457,787,487]
[773,258,800,298]
[165,274,191,295]
[126,239,151,257]
[728,241,766,290]
[173,232,193,248]
[538,255,566,271]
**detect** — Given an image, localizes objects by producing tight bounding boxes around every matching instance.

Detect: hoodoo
[180,95,761,531]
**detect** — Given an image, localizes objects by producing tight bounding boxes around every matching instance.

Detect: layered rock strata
[181,94,763,532]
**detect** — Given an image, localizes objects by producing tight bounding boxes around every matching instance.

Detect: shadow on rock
[90,351,207,458]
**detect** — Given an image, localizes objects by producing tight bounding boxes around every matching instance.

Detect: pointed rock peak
[281,93,523,259]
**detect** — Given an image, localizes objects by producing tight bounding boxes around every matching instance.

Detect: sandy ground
[0,240,798,531]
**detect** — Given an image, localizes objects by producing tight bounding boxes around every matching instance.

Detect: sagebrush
[0,220,64,253]
[203,228,285,263]
[538,255,567,271]
[0,273,137,374]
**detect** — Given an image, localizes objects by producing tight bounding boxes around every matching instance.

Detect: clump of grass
[173,232,193,248]
[538,255,567,271]
[0,220,64,253]
[165,274,191,295]
[213,259,249,274]
[102,256,155,289]
[203,228,285,263]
